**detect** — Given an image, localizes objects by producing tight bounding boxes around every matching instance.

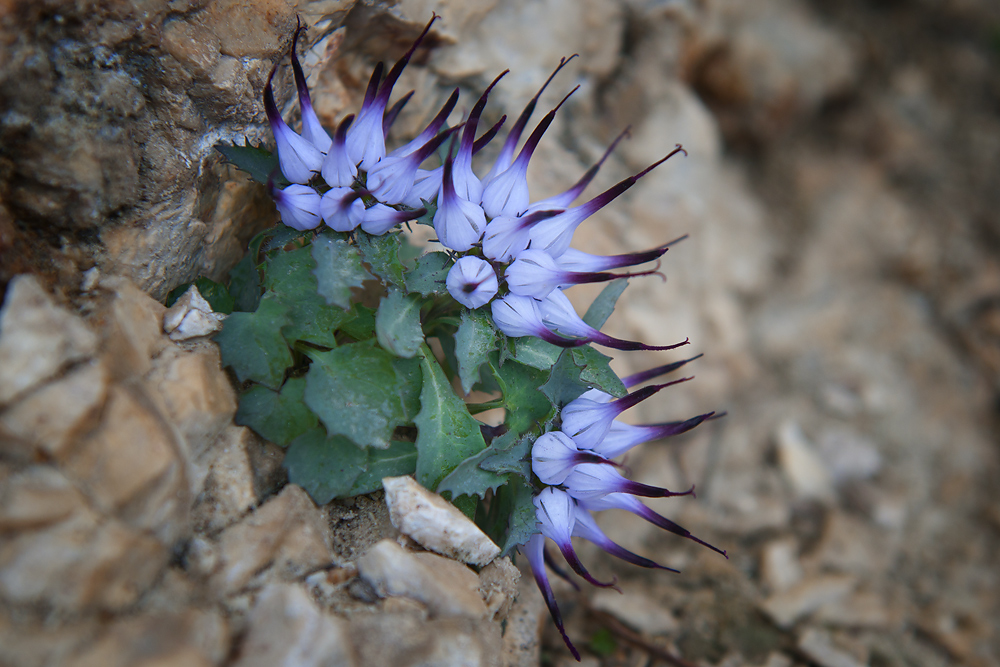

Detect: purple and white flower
[505,248,664,300]
[446,256,498,309]
[272,183,322,230]
[319,187,364,232]
[433,140,487,251]
[540,289,690,352]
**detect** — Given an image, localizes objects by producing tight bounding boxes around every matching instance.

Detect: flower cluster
[264,16,725,660]
[527,359,726,658]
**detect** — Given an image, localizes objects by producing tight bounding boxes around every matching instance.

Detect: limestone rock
[775,420,835,503]
[478,556,520,621]
[210,484,333,595]
[0,275,98,405]
[0,610,100,667]
[64,385,188,540]
[759,536,803,594]
[203,0,297,59]
[428,0,622,100]
[591,588,679,635]
[796,628,867,667]
[357,539,489,619]
[192,426,286,534]
[234,583,355,667]
[145,341,237,462]
[382,475,500,567]
[348,611,501,667]
[0,359,109,460]
[0,507,168,612]
[163,284,227,341]
[93,276,170,380]
[759,574,857,629]
[0,466,87,532]
[66,609,227,667]
[500,571,546,667]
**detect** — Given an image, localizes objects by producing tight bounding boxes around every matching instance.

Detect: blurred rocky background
[1,0,998,666]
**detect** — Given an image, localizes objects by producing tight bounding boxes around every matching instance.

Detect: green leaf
[437,446,508,501]
[480,430,534,480]
[340,304,376,341]
[262,226,307,255]
[490,354,553,434]
[450,494,478,520]
[228,232,266,312]
[284,428,367,504]
[404,251,452,297]
[540,346,628,411]
[215,140,284,186]
[235,377,318,447]
[304,340,421,449]
[348,440,418,496]
[414,199,438,227]
[539,349,590,410]
[509,336,562,371]
[573,345,627,398]
[264,245,351,348]
[398,236,424,269]
[357,231,405,287]
[454,309,496,394]
[312,233,368,310]
[414,345,488,491]
[193,277,236,314]
[214,296,292,390]
[376,289,424,358]
[499,477,539,557]
[583,278,629,329]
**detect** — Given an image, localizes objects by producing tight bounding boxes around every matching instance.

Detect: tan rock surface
[0,275,98,405]
[357,539,488,619]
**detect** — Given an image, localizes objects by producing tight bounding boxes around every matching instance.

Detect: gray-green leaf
[214,295,292,390]
[583,278,629,329]
[376,289,424,358]
[304,340,421,449]
[312,233,368,310]
[284,428,367,504]
[455,309,496,394]
[357,231,405,287]
[414,344,488,491]
[404,252,452,297]
[235,376,317,446]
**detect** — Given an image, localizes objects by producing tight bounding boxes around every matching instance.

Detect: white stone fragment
[356,539,488,619]
[760,537,803,593]
[163,285,227,341]
[591,588,679,635]
[797,628,867,667]
[382,475,500,567]
[759,574,856,629]
[776,421,835,503]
